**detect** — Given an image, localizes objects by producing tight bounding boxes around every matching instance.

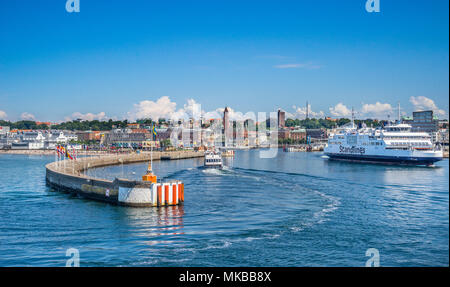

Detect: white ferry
[204,150,223,168]
[324,121,443,166]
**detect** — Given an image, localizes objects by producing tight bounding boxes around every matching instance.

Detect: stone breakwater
[45,151,204,207]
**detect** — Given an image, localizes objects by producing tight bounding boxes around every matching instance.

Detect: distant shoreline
[0,149,112,156]
[1,148,448,158]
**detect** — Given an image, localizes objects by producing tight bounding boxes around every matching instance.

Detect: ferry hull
[325,153,442,165]
[202,164,223,169]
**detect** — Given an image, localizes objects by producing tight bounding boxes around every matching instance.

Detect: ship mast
[397,102,401,123]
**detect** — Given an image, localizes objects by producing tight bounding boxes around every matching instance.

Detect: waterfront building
[278,109,286,128]
[35,121,52,128]
[11,142,29,150]
[22,131,45,143]
[75,131,102,142]
[127,123,141,129]
[403,110,440,142]
[44,131,75,149]
[436,128,449,145]
[405,110,439,133]
[0,126,10,135]
[290,128,307,142]
[0,132,16,149]
[306,128,328,140]
[66,133,78,142]
[142,140,159,150]
[45,132,62,149]
[20,131,45,149]
[247,130,258,147]
[104,128,151,148]
[278,129,290,140]
[155,128,172,141]
[0,129,77,150]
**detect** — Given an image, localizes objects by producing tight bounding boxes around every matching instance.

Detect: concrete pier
[45,151,203,207]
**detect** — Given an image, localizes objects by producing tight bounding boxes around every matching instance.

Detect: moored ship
[324,120,443,166]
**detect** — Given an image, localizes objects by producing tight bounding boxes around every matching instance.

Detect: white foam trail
[202,168,223,175]
[263,233,281,239]
[203,240,232,250]
[290,191,340,233]
[222,166,233,171]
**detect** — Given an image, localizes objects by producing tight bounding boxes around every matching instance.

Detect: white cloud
[329,103,352,117]
[203,109,223,120]
[21,112,35,121]
[273,63,321,69]
[274,64,305,69]
[127,96,177,121]
[128,97,206,121]
[128,96,259,122]
[0,110,7,120]
[215,107,256,122]
[410,96,446,116]
[176,98,203,120]
[361,102,393,116]
[292,104,325,119]
[65,112,108,121]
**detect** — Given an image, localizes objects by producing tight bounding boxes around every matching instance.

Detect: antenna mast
[306,101,309,119]
[351,107,355,128]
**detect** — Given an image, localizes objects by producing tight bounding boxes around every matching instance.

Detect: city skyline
[0,1,448,122]
[0,96,447,123]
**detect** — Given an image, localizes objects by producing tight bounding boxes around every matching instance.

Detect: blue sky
[0,0,448,122]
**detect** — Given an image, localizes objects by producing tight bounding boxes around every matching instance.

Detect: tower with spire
[306,101,309,119]
[223,107,230,147]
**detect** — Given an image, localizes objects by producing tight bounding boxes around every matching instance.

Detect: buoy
[142,163,157,183]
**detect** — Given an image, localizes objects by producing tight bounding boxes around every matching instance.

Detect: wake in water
[201,165,262,181]
[197,164,342,238]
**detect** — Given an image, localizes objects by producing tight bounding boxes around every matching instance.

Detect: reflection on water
[121,205,185,246]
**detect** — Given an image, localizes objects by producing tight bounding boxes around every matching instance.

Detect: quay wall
[45,151,203,207]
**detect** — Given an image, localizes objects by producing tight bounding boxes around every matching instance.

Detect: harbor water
[0,150,448,266]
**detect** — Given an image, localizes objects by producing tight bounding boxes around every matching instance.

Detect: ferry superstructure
[204,150,223,168]
[324,122,443,166]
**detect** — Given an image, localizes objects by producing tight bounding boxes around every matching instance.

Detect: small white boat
[204,150,223,168]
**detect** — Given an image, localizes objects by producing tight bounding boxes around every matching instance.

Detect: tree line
[0,117,387,131]
[284,118,385,129]
[0,119,129,131]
